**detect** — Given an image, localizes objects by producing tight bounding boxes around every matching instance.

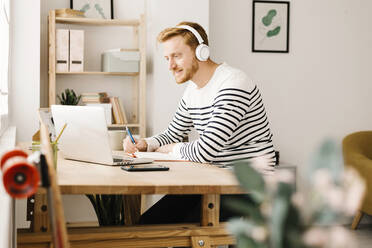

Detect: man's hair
[157,21,209,50]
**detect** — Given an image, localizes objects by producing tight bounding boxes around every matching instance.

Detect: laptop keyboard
[113,158,132,165]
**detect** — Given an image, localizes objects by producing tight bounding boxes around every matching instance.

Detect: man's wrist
[144,137,161,152]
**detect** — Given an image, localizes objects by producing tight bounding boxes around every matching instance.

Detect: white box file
[69,30,84,72]
[102,49,140,73]
[56,29,69,72]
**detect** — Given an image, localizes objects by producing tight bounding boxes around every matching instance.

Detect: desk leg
[32,194,50,232]
[201,194,220,227]
[190,194,220,248]
[123,195,141,225]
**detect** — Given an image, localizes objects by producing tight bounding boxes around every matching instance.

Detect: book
[81,92,109,103]
[110,97,121,124]
[55,8,85,18]
[81,92,108,97]
[109,97,128,124]
[117,98,128,124]
[81,96,110,103]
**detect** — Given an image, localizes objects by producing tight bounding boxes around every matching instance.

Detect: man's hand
[155,143,176,153]
[123,137,148,153]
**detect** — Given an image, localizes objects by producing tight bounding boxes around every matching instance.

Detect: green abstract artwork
[95,4,106,19]
[262,9,281,38]
[72,0,112,19]
[252,1,289,52]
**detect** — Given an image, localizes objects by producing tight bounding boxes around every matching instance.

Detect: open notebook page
[134,152,186,161]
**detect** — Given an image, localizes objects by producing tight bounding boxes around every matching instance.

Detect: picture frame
[70,0,114,19]
[252,1,290,53]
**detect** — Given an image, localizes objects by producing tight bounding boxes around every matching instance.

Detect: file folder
[69,30,84,72]
[56,29,69,72]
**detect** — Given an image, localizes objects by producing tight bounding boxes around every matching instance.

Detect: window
[0,0,10,135]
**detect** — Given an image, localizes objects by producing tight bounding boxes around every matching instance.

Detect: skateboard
[0,122,69,248]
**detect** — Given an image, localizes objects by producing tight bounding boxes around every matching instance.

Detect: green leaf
[233,161,266,203]
[269,183,293,248]
[307,139,343,184]
[61,92,66,103]
[223,197,264,223]
[237,235,260,248]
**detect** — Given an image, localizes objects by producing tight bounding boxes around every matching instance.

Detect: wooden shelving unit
[48,10,147,137]
[55,71,139,76]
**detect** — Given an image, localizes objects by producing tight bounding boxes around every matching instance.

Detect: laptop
[51,105,153,166]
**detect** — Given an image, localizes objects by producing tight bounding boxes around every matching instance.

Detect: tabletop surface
[54,152,244,195]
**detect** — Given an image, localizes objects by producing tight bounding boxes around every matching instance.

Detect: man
[123,21,275,223]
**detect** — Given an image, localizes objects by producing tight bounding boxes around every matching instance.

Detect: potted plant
[86,194,125,226]
[57,88,81,105]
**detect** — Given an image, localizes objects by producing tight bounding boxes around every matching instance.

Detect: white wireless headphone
[177,25,210,61]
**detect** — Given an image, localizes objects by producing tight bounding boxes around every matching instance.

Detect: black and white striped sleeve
[145,99,194,151]
[176,88,252,163]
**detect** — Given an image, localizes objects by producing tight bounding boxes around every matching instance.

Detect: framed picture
[252,1,290,53]
[70,0,114,19]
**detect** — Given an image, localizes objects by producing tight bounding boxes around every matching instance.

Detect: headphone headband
[177,25,205,45]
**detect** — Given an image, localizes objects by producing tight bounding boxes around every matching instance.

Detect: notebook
[51,105,153,166]
[134,152,186,161]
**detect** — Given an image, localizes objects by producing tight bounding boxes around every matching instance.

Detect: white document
[69,29,84,72]
[56,29,69,72]
[134,152,185,161]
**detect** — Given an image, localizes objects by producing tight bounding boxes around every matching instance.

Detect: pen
[126,127,137,158]
[126,126,136,145]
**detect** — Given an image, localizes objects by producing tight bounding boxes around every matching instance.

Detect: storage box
[102,49,140,73]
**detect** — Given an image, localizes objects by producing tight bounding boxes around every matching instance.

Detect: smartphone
[121,164,169,172]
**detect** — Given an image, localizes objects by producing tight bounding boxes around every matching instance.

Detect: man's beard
[174,59,199,84]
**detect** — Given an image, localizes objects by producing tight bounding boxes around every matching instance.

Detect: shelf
[55,17,140,26]
[49,10,147,137]
[55,71,139,76]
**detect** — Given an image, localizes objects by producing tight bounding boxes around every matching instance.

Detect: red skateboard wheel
[1,149,40,198]
[0,149,28,169]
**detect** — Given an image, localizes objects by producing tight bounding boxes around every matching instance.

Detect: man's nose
[168,58,176,70]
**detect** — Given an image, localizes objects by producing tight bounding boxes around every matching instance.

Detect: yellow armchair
[342,131,372,229]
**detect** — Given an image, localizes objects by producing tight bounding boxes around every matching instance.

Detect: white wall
[10,0,40,142]
[10,0,41,229]
[210,0,372,170]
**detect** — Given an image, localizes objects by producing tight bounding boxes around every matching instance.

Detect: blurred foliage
[86,194,125,226]
[227,139,364,248]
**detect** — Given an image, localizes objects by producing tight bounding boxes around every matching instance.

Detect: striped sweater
[146,63,276,168]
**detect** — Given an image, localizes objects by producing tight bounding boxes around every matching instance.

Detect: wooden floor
[351,224,372,248]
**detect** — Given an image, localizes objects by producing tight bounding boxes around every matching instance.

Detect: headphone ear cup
[195,44,210,61]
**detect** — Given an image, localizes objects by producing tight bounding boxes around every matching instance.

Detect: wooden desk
[18,153,244,248]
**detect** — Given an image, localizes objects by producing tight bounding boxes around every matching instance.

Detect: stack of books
[81,92,110,104]
[55,8,85,18]
[110,97,128,124]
